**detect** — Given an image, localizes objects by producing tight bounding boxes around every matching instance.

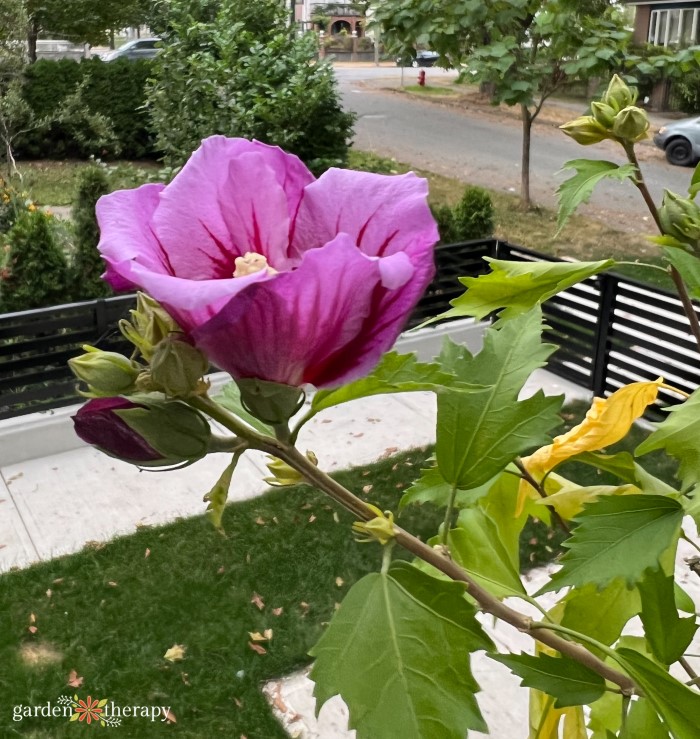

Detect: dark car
[396,50,440,68]
[653,116,700,166]
[100,38,161,62]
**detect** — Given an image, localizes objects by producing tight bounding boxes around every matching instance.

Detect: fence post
[590,274,617,395]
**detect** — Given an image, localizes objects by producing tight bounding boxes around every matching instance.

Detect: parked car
[653,116,700,166]
[100,38,161,62]
[395,50,440,68]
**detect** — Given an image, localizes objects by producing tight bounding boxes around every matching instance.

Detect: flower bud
[590,101,616,129]
[119,292,180,361]
[658,190,700,256]
[559,116,611,145]
[149,334,209,397]
[602,74,637,112]
[72,395,211,467]
[611,105,649,143]
[263,451,317,487]
[236,378,306,425]
[69,345,140,396]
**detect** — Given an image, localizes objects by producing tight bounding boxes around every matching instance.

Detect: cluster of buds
[560,75,649,146]
[658,191,700,257]
[69,293,212,468]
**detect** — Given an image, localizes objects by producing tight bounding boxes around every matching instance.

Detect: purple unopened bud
[73,398,163,463]
[72,395,211,467]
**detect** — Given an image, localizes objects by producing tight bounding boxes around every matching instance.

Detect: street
[334,66,692,228]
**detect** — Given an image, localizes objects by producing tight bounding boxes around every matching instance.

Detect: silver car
[100,38,161,62]
[653,117,700,166]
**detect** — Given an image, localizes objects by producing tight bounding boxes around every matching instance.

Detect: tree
[372,0,629,210]
[23,0,152,61]
[146,0,355,174]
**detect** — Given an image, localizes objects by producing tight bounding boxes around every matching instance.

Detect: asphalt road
[335,67,692,227]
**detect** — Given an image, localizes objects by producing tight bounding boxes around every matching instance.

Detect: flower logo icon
[70,696,106,725]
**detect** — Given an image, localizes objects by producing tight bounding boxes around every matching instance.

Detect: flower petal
[191,234,420,387]
[291,169,439,260]
[151,137,314,278]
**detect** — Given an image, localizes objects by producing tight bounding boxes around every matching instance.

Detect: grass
[0,443,567,738]
[402,84,459,96]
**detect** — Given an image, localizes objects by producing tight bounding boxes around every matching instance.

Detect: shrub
[452,185,494,240]
[16,58,156,160]
[674,68,700,114]
[147,0,355,174]
[0,210,71,312]
[70,165,112,299]
[431,186,494,244]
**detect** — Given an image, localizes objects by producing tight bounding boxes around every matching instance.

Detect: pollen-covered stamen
[233,252,278,278]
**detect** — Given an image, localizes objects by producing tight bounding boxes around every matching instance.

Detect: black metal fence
[1,238,699,419]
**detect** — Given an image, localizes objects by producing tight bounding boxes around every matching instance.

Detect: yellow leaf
[163,644,186,662]
[529,690,564,739]
[518,379,661,514]
[248,631,269,642]
[563,706,587,739]
[535,483,641,520]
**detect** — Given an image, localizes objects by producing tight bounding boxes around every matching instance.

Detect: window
[649,8,700,47]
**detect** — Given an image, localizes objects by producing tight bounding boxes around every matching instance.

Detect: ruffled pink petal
[150,137,314,279]
[190,234,421,387]
[291,169,439,261]
[96,183,167,291]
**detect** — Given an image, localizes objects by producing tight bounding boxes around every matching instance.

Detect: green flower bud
[69,345,140,396]
[658,190,700,256]
[612,105,649,143]
[602,74,637,112]
[237,378,306,425]
[590,101,616,129]
[149,335,209,397]
[560,116,612,145]
[119,292,180,361]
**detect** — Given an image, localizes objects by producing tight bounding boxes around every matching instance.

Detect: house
[295,1,366,36]
[626,1,700,47]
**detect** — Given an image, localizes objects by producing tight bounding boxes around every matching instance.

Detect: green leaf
[203,455,239,532]
[689,161,700,199]
[662,248,700,300]
[309,351,455,417]
[574,451,677,495]
[556,160,637,231]
[214,382,274,435]
[309,563,491,738]
[437,258,614,322]
[478,470,528,570]
[436,308,563,488]
[638,567,697,665]
[399,465,493,509]
[491,653,605,708]
[561,579,641,648]
[446,508,526,598]
[539,495,684,594]
[636,389,700,491]
[614,647,700,739]
[620,698,670,739]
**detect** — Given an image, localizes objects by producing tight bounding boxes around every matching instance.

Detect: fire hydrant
[418,69,426,86]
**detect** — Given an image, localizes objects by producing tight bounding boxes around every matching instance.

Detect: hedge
[16,58,158,160]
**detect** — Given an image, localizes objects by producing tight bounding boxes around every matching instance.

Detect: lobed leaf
[309,562,492,738]
[538,495,683,594]
[491,652,606,708]
[436,257,614,322]
[556,159,637,231]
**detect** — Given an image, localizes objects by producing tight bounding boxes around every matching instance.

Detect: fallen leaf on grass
[272,607,283,617]
[107,581,118,588]
[332,512,340,523]
[46,589,52,599]
[144,548,151,558]
[255,516,265,525]
[52,578,64,585]
[181,672,190,686]
[234,697,243,708]
[248,642,267,655]
[335,577,344,587]
[163,644,186,662]
[248,631,268,642]
[163,709,177,724]
[27,626,38,635]
[251,592,265,610]
[308,515,316,523]
[299,602,310,615]
[67,670,83,688]
[217,566,225,574]
[362,485,373,494]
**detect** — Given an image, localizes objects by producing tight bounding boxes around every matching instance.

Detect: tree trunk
[27,19,38,64]
[520,103,532,211]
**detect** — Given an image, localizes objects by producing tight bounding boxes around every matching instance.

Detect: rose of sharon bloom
[97,136,438,388]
